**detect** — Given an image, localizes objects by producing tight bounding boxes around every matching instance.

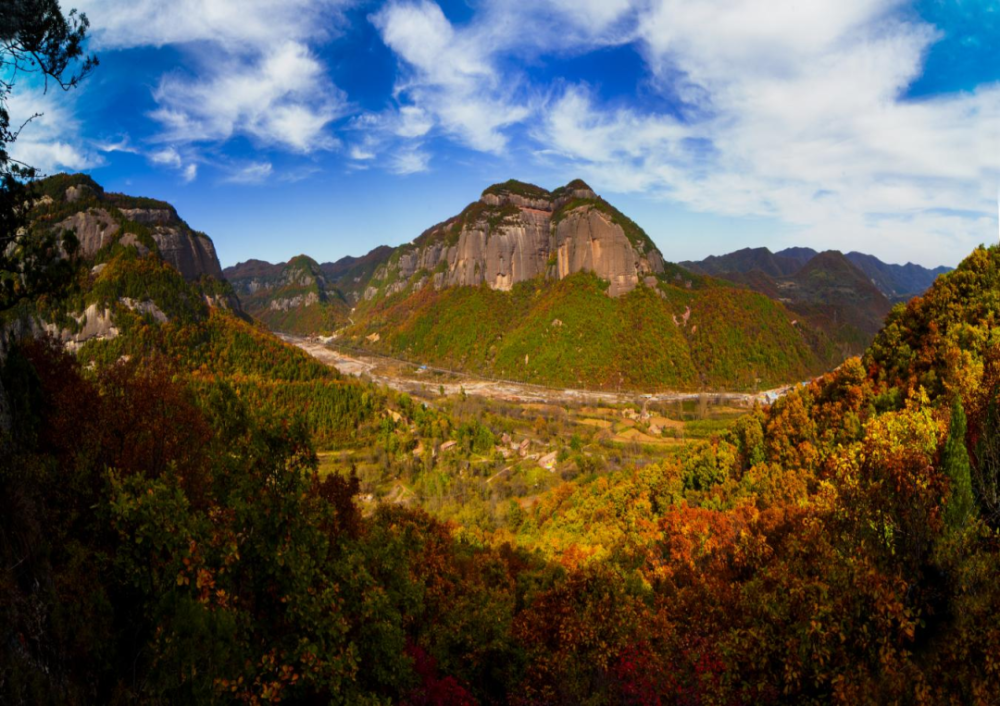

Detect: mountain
[217,178,947,390]
[30,173,226,283]
[224,178,903,390]
[843,251,951,301]
[681,247,805,278]
[681,245,950,357]
[224,254,349,335]
[319,245,394,301]
[684,245,949,303]
[331,179,833,390]
[223,245,394,336]
[775,246,820,269]
[2,173,382,446]
[356,179,666,300]
[10,174,1000,704]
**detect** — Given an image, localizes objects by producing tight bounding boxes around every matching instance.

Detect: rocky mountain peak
[29,173,225,284]
[365,177,665,301]
[283,255,327,287]
[478,179,599,211]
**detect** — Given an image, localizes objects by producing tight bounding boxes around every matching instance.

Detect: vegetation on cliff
[347,270,822,391]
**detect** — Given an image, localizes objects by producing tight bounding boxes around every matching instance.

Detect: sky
[8,0,1000,269]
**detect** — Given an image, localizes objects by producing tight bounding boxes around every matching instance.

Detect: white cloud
[147,146,201,182]
[77,0,350,155]
[526,0,1000,265]
[350,144,376,161]
[390,146,431,175]
[372,0,530,153]
[539,0,635,36]
[149,147,183,168]
[96,135,139,154]
[77,0,349,52]
[396,106,433,138]
[343,107,435,170]
[151,41,345,152]
[364,0,997,262]
[6,88,99,174]
[224,161,273,184]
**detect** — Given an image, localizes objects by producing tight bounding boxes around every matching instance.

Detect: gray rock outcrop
[366,180,665,300]
[150,227,224,281]
[46,186,226,283]
[56,209,120,257]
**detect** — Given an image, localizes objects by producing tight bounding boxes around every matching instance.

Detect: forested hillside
[345,270,822,391]
[329,180,838,391]
[230,178,943,391]
[224,254,350,337]
[681,246,951,357]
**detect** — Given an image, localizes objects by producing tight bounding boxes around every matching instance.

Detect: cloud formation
[7,88,99,175]
[76,0,351,168]
[371,0,530,155]
[31,0,998,264]
[150,41,345,152]
[367,0,997,264]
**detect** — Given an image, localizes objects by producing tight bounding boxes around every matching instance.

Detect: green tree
[943,396,974,531]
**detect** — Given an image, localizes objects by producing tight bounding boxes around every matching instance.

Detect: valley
[281,333,786,407]
[229,178,949,394]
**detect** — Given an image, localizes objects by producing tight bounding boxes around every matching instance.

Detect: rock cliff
[365,179,665,300]
[35,174,226,283]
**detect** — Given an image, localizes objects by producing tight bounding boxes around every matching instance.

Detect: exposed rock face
[43,180,227,284]
[555,207,665,297]
[366,179,665,300]
[270,291,320,311]
[41,303,120,353]
[151,227,224,281]
[119,208,175,225]
[57,209,120,257]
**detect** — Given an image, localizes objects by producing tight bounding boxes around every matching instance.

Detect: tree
[942,395,975,532]
[0,0,96,308]
[973,393,1000,528]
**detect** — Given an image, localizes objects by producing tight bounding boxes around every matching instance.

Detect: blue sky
[9,0,1000,268]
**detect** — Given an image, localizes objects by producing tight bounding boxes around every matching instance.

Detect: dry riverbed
[280,333,799,407]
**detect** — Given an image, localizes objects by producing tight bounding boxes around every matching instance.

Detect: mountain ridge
[682,245,950,302]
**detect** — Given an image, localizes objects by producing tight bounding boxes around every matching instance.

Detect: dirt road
[281,334,796,407]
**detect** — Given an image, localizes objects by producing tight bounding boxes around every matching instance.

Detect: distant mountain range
[679,247,951,357]
[681,246,950,302]
[224,247,394,331]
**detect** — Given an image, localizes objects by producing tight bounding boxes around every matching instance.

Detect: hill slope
[1,174,381,446]
[224,254,349,335]
[844,250,951,301]
[682,245,949,357]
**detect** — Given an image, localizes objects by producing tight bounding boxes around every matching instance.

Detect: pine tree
[943,395,975,531]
